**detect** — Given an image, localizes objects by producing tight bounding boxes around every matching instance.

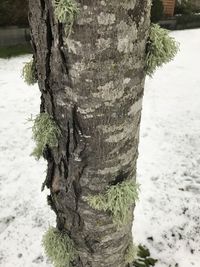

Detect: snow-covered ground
[134,29,200,267]
[0,29,200,267]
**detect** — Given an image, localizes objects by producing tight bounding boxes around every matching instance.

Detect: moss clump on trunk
[42,227,76,267]
[85,180,139,227]
[22,59,37,85]
[31,113,61,160]
[146,24,179,76]
[125,241,138,264]
[53,0,78,27]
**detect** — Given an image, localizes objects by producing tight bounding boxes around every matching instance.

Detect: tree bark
[28,1,151,266]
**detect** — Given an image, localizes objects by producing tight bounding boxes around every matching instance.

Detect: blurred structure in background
[0,0,200,56]
[0,0,29,48]
[0,0,28,27]
[192,0,200,10]
[162,0,176,16]
[0,27,30,47]
[161,0,200,17]
[151,0,200,29]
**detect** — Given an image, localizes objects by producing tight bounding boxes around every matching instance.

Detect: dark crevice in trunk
[109,171,130,186]
[60,157,69,180]
[66,121,71,161]
[30,33,37,58]
[58,23,71,78]
[42,157,55,191]
[72,106,86,158]
[40,93,46,113]
[56,211,66,231]
[135,89,144,102]
[84,236,97,254]
[72,108,79,152]
[45,5,55,116]
[68,108,87,232]
[72,106,84,136]
[47,194,58,214]
[40,0,45,11]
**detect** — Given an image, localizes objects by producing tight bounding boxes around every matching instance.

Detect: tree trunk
[28,1,151,266]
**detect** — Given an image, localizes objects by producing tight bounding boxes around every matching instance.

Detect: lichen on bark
[85,180,139,227]
[31,113,61,160]
[22,58,37,85]
[53,0,78,24]
[42,227,76,267]
[146,23,179,76]
[124,240,138,264]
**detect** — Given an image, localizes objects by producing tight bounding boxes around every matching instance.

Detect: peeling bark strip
[28,1,151,266]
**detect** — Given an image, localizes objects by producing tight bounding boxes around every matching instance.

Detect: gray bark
[28,0,151,266]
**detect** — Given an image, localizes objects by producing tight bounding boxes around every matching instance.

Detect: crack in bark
[69,107,87,230]
[45,6,55,116]
[66,121,71,162]
[40,0,45,11]
[58,23,71,78]
[41,157,54,191]
[40,93,46,113]
[109,171,131,186]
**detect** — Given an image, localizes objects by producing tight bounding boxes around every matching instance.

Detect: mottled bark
[28,1,151,266]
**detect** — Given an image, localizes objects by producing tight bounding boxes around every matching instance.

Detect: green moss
[31,113,61,160]
[53,0,78,28]
[22,59,37,85]
[125,241,138,264]
[86,180,139,227]
[42,227,76,267]
[146,24,179,77]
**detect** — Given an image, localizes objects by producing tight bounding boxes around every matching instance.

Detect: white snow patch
[0,56,54,267]
[133,29,200,267]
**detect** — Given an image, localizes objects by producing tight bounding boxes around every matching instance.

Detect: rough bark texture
[28,1,151,266]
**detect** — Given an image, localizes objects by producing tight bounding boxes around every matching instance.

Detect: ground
[0,29,200,267]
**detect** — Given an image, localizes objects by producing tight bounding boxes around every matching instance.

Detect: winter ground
[0,29,200,267]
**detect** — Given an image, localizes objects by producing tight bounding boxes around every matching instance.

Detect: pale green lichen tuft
[53,0,78,26]
[125,241,138,264]
[31,113,61,160]
[22,59,37,85]
[86,180,139,226]
[146,23,179,76]
[42,227,76,267]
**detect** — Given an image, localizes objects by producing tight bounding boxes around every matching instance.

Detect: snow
[0,29,200,267]
[134,29,200,267]
[0,57,55,267]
